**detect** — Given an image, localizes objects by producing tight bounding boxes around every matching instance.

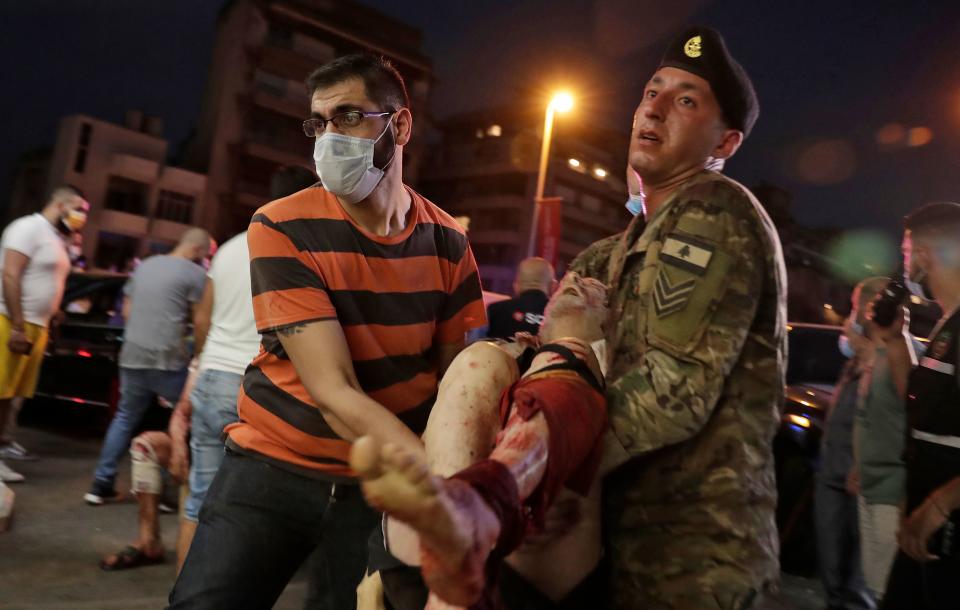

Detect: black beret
[659,26,759,137]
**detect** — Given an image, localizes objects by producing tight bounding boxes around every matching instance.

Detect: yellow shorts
[0,316,49,400]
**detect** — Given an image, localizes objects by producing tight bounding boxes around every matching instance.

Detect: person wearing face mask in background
[85,226,213,505]
[167,54,485,610]
[868,203,960,610]
[0,186,89,482]
[847,277,919,604]
[814,279,880,610]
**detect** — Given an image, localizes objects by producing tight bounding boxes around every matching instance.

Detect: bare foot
[350,436,501,606]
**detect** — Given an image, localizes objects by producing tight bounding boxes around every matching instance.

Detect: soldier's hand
[897,496,947,562]
[7,328,32,355]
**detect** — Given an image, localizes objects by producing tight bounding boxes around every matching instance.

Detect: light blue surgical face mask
[625,194,645,217]
[838,335,855,359]
[313,118,395,204]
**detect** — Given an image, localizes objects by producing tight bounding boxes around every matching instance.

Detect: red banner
[534,197,562,268]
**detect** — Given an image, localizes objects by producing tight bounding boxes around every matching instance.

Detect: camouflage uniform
[571,169,787,610]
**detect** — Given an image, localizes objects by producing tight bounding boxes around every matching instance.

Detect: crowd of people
[0,23,956,610]
[816,203,960,610]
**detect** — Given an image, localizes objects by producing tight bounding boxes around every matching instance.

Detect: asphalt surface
[0,402,826,610]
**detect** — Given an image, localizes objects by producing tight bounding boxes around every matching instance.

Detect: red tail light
[77,350,93,358]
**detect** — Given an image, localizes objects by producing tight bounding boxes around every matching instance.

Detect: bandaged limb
[353,338,607,607]
[101,432,172,569]
[130,431,172,494]
[131,431,173,553]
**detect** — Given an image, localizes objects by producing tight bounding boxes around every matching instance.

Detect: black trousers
[880,550,960,610]
[167,448,379,610]
[380,559,608,610]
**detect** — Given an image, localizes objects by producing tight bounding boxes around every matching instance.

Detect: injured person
[351,271,610,609]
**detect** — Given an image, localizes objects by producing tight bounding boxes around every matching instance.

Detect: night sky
[4,0,960,236]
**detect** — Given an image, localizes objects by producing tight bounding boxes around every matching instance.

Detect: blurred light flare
[787,414,812,428]
[907,126,933,147]
[828,230,898,283]
[551,92,574,113]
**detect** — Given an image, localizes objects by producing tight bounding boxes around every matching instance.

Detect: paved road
[0,406,826,610]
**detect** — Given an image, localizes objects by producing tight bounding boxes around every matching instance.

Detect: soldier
[570,26,787,609]
[870,203,960,610]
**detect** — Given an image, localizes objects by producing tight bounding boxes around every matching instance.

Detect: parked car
[33,271,128,412]
[775,322,848,575]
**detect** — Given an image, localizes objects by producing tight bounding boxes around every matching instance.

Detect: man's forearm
[934,477,960,513]
[193,319,210,359]
[2,274,24,328]
[315,384,424,457]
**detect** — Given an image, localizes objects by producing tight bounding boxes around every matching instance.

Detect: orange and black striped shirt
[226,185,486,478]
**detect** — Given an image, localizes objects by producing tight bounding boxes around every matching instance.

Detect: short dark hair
[49,184,85,201]
[904,202,960,239]
[305,54,409,111]
[269,165,317,200]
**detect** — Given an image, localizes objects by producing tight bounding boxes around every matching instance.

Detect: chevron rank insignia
[654,270,697,317]
[660,234,714,276]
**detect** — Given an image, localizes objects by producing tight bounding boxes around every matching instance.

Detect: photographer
[869,203,960,610]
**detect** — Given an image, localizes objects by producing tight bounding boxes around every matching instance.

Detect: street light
[527,91,573,258]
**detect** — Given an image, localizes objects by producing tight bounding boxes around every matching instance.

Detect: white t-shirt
[199,232,261,376]
[0,214,70,327]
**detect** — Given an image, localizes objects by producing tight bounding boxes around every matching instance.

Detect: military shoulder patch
[660,234,715,276]
[654,270,696,317]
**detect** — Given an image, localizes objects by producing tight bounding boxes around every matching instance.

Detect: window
[104,176,148,215]
[93,231,140,272]
[146,241,175,255]
[253,69,287,98]
[74,123,92,173]
[266,23,293,49]
[155,190,195,224]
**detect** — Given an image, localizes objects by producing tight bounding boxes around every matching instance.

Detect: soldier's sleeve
[607,182,766,456]
[569,233,621,281]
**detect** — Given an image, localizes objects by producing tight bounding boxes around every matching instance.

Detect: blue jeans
[815,479,875,610]
[93,367,188,487]
[184,369,242,522]
[168,448,379,610]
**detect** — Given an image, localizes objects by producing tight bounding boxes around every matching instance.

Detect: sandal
[99,545,165,571]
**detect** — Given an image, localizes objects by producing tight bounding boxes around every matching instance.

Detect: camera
[871,279,909,328]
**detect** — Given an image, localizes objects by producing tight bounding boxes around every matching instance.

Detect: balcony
[159,166,206,194]
[562,201,627,234]
[97,210,149,236]
[245,89,305,120]
[108,154,159,183]
[234,179,272,209]
[233,140,306,170]
[150,218,191,243]
[246,42,319,83]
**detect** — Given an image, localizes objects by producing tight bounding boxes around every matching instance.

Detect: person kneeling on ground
[98,394,191,571]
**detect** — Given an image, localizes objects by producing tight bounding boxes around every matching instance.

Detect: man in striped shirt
[168,55,485,610]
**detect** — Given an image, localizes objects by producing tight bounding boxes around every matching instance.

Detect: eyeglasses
[302,110,395,137]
